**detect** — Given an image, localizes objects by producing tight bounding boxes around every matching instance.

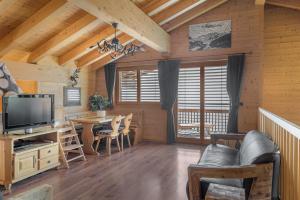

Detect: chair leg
[127,134,131,147]
[116,137,121,152]
[95,138,101,153]
[107,137,112,156]
[121,134,124,151]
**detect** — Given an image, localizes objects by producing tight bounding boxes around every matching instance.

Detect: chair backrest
[111,115,122,136]
[122,113,133,135]
[239,130,277,165]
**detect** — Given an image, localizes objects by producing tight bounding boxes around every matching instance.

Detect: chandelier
[90,22,140,59]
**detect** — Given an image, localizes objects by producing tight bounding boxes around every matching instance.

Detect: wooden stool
[205,183,245,200]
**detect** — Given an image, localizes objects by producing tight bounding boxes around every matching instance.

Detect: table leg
[81,123,98,155]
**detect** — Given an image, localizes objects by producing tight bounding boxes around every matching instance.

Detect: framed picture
[189,20,232,51]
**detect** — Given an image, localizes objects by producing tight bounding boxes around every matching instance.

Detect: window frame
[116,66,160,105]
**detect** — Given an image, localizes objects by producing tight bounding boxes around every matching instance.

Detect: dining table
[71,115,124,155]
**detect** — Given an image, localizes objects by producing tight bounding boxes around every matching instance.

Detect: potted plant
[89,95,110,117]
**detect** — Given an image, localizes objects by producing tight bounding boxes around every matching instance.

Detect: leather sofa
[187,130,280,200]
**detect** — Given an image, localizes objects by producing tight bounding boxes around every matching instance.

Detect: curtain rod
[115,51,252,65]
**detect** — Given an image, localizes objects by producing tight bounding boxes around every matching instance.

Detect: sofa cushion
[198,144,240,166]
[239,130,276,165]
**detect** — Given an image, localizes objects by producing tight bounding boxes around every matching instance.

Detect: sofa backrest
[239,130,276,165]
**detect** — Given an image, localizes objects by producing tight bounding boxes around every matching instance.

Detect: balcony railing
[177,108,229,138]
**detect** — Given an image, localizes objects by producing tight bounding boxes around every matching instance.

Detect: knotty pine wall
[1,60,95,123]
[94,0,265,143]
[261,5,300,125]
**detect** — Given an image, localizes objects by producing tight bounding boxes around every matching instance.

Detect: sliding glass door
[177,61,229,143]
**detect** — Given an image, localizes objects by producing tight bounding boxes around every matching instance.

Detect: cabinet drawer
[39,144,58,159]
[14,151,38,179]
[39,155,59,170]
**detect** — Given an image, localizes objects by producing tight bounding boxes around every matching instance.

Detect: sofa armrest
[211,133,245,145]
[188,163,273,200]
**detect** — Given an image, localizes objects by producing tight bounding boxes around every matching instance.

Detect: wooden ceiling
[0,0,298,70]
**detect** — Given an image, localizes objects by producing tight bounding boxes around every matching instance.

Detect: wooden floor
[6,143,203,200]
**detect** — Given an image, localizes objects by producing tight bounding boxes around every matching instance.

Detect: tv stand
[0,127,60,192]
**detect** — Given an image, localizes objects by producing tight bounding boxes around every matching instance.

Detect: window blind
[178,67,201,109]
[204,65,229,110]
[140,69,160,102]
[119,70,137,102]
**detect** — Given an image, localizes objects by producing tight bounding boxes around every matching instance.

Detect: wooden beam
[141,0,170,14]
[151,0,202,24]
[68,0,170,53]
[28,14,97,63]
[266,0,300,10]
[58,0,164,65]
[77,34,133,68]
[0,49,31,63]
[0,0,67,57]
[255,0,266,5]
[162,0,228,32]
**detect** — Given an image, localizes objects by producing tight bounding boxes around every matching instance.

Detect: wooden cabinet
[0,128,61,191]
[14,151,38,179]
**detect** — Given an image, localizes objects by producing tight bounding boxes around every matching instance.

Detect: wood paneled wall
[259,108,300,200]
[94,0,265,143]
[261,5,300,125]
[0,60,95,122]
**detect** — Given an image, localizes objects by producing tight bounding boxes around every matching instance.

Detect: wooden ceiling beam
[0,0,67,57]
[152,0,203,24]
[141,0,170,14]
[266,0,300,10]
[68,0,170,53]
[28,13,98,63]
[58,0,165,66]
[162,0,229,32]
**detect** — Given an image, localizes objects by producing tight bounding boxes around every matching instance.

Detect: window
[140,69,160,102]
[119,70,138,102]
[118,68,160,103]
[63,87,81,106]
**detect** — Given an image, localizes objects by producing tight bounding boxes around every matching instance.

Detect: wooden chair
[95,115,122,156]
[120,113,133,151]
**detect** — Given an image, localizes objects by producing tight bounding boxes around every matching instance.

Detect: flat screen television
[2,94,55,133]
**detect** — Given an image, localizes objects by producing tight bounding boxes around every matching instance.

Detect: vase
[96,110,106,117]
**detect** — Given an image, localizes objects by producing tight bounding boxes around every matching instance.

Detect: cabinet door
[14,151,38,179]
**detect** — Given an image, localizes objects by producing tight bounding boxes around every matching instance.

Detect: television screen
[2,94,54,132]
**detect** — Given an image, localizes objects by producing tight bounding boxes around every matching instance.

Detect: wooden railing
[258,108,300,200]
[177,109,229,135]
